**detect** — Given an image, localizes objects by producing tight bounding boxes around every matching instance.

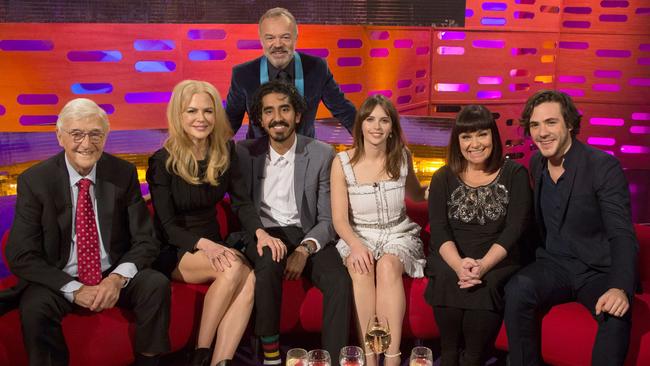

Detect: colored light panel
[640,44,650,51]
[563,21,591,28]
[368,90,393,97]
[534,75,553,83]
[135,60,176,72]
[416,70,427,78]
[437,46,464,55]
[435,83,469,92]
[564,7,592,14]
[630,126,650,134]
[559,75,586,83]
[472,40,505,48]
[394,39,413,48]
[337,57,362,67]
[188,50,227,61]
[593,83,621,92]
[237,40,261,50]
[482,2,507,11]
[98,104,115,114]
[296,48,329,58]
[559,88,584,97]
[0,40,53,51]
[637,8,650,14]
[559,41,589,50]
[630,78,650,86]
[632,112,650,120]
[133,40,175,51]
[481,17,506,26]
[639,58,650,65]
[510,83,530,91]
[19,115,58,125]
[600,14,627,22]
[477,90,501,99]
[124,92,172,104]
[187,29,226,40]
[438,31,465,41]
[510,69,529,77]
[340,84,362,93]
[620,145,650,154]
[67,50,122,62]
[541,55,555,63]
[601,1,629,8]
[466,9,474,17]
[416,47,430,55]
[0,105,5,115]
[540,6,560,13]
[514,11,535,19]
[587,137,616,146]
[337,39,363,48]
[397,79,412,88]
[596,49,631,57]
[397,95,412,104]
[594,70,622,78]
[590,118,624,126]
[370,48,389,57]
[542,41,555,49]
[477,76,502,85]
[512,48,537,55]
[415,84,426,93]
[71,83,113,94]
[369,31,389,40]
[515,0,535,4]
[17,94,58,105]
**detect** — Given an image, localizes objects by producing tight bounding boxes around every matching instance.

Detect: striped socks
[261,334,281,365]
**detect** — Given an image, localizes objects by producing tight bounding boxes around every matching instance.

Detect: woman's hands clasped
[196,238,240,272]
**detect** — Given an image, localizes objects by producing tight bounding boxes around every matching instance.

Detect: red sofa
[1,199,648,366]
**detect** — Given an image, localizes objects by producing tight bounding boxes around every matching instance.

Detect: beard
[267,120,295,143]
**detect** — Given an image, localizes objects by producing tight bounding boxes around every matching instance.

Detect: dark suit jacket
[226,52,357,139]
[233,135,337,247]
[530,139,638,295]
[5,151,160,295]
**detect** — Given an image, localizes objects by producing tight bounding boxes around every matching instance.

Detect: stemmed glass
[409,346,433,366]
[339,345,365,366]
[308,349,331,366]
[286,348,309,366]
[364,315,391,354]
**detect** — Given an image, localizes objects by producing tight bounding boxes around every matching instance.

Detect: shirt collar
[64,154,97,187]
[268,136,297,165]
[267,57,295,81]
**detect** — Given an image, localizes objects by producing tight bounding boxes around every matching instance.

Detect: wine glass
[409,346,433,366]
[364,315,391,354]
[339,345,365,366]
[286,348,308,366]
[308,349,331,366]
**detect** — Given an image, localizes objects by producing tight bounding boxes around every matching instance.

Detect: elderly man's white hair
[56,98,110,130]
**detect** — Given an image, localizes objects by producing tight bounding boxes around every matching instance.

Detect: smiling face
[181,92,215,145]
[529,101,573,164]
[261,92,301,144]
[259,15,297,69]
[361,104,393,149]
[458,129,493,169]
[57,116,107,176]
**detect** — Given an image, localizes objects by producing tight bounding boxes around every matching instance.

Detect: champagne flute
[364,315,391,354]
[308,349,331,366]
[287,348,308,366]
[339,345,365,366]
[409,346,433,366]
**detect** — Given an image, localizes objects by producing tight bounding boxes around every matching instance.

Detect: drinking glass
[308,349,331,366]
[339,345,365,366]
[409,346,433,366]
[364,315,391,354]
[286,348,308,366]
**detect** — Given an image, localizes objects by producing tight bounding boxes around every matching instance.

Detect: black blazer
[225,52,357,138]
[6,152,160,294]
[530,139,638,295]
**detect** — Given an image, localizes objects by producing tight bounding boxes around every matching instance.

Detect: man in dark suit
[232,81,351,364]
[6,98,170,366]
[504,90,638,366]
[226,7,357,139]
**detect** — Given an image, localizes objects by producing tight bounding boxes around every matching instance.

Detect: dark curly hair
[520,90,581,137]
[249,81,307,126]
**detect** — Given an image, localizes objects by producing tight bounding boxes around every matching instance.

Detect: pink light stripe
[620,145,650,154]
[587,137,616,146]
[629,78,650,86]
[435,83,470,92]
[437,46,464,55]
[590,118,624,126]
[631,112,650,120]
[630,126,650,134]
[558,75,586,83]
[477,76,502,85]
[592,84,621,92]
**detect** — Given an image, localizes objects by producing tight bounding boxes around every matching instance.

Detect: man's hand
[73,285,99,309]
[284,246,309,280]
[89,274,124,312]
[255,229,287,262]
[595,288,629,317]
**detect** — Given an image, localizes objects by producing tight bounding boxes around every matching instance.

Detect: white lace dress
[335,150,425,278]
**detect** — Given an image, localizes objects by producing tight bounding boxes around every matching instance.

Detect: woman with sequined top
[424,105,533,366]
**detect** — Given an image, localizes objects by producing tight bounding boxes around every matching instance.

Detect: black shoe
[189,348,211,366]
[133,354,160,366]
[215,359,231,366]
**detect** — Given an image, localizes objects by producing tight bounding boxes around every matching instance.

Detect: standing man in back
[226,7,356,139]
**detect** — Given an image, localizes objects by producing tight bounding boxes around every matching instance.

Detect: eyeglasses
[60,128,105,143]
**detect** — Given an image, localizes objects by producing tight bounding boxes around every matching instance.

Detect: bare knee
[376,255,403,285]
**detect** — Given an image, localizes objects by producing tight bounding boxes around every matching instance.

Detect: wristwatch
[299,241,315,255]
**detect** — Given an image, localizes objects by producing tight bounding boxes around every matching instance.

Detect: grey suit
[233,135,352,357]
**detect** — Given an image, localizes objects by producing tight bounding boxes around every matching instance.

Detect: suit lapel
[294,136,308,220]
[54,153,73,263]
[95,155,114,254]
[557,147,579,229]
[252,136,269,210]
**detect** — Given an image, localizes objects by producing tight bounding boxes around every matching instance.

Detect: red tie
[76,178,102,285]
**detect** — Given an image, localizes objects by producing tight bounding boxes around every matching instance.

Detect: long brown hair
[164,80,233,186]
[350,95,405,179]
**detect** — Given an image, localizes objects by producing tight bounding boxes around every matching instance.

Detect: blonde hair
[164,80,233,186]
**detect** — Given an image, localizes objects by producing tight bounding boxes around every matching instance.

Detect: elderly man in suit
[6,98,170,366]
[226,7,357,139]
[504,90,638,366]
[232,81,351,364]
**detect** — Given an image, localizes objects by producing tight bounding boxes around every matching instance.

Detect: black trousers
[19,269,171,366]
[433,306,503,366]
[504,255,632,366]
[244,226,352,358]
